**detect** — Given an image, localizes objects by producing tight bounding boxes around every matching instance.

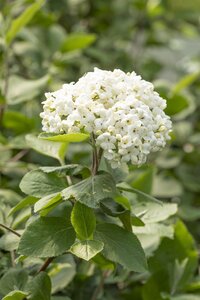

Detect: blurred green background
[0,0,200,299]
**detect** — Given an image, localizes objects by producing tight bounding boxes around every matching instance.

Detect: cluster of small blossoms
[40,68,172,168]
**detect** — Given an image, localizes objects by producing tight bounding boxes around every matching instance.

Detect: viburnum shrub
[3,68,173,299]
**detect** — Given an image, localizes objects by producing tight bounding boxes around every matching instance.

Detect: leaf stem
[91,270,110,300]
[0,223,21,237]
[38,257,54,273]
[91,134,103,176]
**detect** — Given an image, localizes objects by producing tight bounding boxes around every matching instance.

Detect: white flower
[41,68,172,168]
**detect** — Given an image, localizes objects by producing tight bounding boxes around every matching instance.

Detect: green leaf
[7,75,49,105]
[40,164,89,177]
[62,173,116,208]
[170,295,200,300]
[26,134,68,162]
[8,196,38,216]
[49,255,76,294]
[0,232,21,251]
[148,221,198,291]
[26,272,51,300]
[71,202,96,240]
[34,193,62,213]
[20,170,66,197]
[133,202,177,223]
[95,223,147,272]
[130,166,155,194]
[18,217,75,257]
[117,183,162,204]
[70,240,104,261]
[2,111,35,134]
[0,269,28,295]
[165,93,189,116]
[100,198,133,231]
[39,132,89,143]
[172,72,200,94]
[2,290,28,300]
[6,0,45,45]
[61,33,96,52]
[133,223,174,256]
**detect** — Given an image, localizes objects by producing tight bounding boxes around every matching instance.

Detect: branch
[38,257,54,273]
[0,223,21,237]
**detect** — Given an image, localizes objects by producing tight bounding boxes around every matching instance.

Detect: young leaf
[34,193,62,213]
[39,132,89,143]
[95,223,147,273]
[2,290,28,300]
[26,272,51,300]
[61,33,96,52]
[71,202,96,240]
[8,196,38,216]
[62,173,116,208]
[6,0,45,45]
[26,134,68,162]
[20,170,66,197]
[18,217,75,257]
[70,240,104,261]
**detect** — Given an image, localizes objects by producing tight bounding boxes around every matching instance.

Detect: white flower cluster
[40,68,172,168]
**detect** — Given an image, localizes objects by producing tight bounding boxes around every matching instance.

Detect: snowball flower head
[40,68,172,168]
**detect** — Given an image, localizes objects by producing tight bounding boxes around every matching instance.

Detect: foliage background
[0,0,200,299]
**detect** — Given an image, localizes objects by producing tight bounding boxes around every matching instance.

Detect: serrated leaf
[26,272,51,300]
[62,173,116,208]
[26,134,67,162]
[71,202,96,239]
[95,223,147,273]
[39,132,89,143]
[20,170,66,197]
[18,217,75,257]
[6,0,45,45]
[70,240,104,261]
[2,290,28,300]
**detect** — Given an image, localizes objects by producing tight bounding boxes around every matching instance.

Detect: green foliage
[70,240,104,261]
[2,290,28,300]
[39,132,90,142]
[0,0,200,299]
[95,223,147,272]
[71,202,96,240]
[26,272,51,300]
[62,173,116,208]
[6,0,45,45]
[20,170,66,197]
[0,269,28,296]
[18,217,76,257]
